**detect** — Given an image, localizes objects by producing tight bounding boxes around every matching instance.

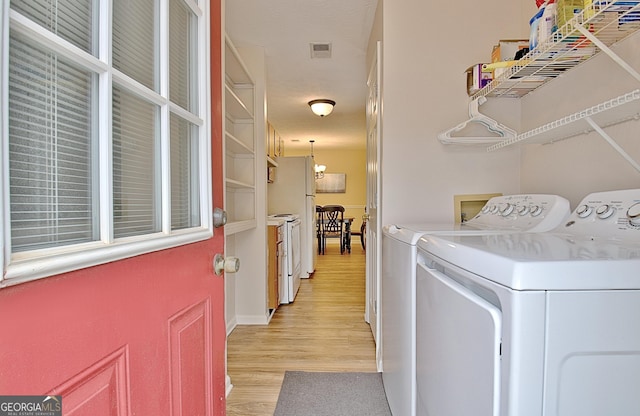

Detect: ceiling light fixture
[308,99,336,117]
[309,140,326,179]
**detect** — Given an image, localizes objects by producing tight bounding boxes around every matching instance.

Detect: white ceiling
[225,0,378,151]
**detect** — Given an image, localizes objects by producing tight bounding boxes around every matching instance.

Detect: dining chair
[321,205,345,254]
[316,205,324,254]
[351,218,367,251]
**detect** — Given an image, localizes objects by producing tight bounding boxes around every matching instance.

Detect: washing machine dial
[489,205,499,214]
[596,204,615,220]
[481,205,492,214]
[530,205,543,217]
[500,203,514,217]
[627,203,640,226]
[518,205,530,216]
[576,204,593,218]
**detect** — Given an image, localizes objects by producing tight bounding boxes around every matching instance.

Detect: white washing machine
[415,189,640,416]
[381,194,570,416]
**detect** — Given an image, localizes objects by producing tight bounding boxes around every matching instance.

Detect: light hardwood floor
[226,241,377,415]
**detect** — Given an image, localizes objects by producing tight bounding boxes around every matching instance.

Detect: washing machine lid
[383,223,461,245]
[418,232,640,291]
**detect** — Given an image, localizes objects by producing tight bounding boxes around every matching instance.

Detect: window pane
[10,0,95,55]
[9,30,96,252]
[113,0,156,91]
[112,86,160,238]
[169,0,196,112]
[171,115,200,230]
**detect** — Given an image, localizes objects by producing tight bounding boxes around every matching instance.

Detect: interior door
[366,41,383,370]
[0,3,227,415]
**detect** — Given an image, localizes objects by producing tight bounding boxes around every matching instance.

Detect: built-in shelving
[224,35,257,232]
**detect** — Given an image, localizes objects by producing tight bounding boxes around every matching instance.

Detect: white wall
[374,0,639,222]
[377,0,537,225]
[519,31,640,207]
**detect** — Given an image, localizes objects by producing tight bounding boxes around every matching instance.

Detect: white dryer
[415,189,640,416]
[381,194,570,416]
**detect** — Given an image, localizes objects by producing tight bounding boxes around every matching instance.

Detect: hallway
[226,242,377,415]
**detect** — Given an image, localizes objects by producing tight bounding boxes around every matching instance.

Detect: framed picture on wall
[316,173,346,193]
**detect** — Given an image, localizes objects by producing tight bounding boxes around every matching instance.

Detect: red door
[0,3,226,415]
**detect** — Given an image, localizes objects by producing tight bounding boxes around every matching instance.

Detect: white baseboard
[236,314,269,325]
[226,317,237,336]
[225,374,233,397]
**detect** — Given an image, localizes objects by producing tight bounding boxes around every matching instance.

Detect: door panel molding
[50,346,130,415]
[169,298,213,416]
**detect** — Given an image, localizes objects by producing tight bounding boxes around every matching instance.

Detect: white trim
[0,1,8,277]
[341,204,366,211]
[200,0,213,232]
[9,10,108,74]
[2,228,212,288]
[170,102,204,126]
[112,69,169,107]
[99,0,114,245]
[235,314,270,325]
[159,0,171,235]
[184,0,203,17]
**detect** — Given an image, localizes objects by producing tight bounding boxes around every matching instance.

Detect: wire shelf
[487,89,640,150]
[473,1,640,99]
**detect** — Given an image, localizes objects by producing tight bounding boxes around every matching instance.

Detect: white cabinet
[224,35,256,234]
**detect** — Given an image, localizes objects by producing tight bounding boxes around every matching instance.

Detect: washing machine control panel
[559,189,640,240]
[468,194,570,232]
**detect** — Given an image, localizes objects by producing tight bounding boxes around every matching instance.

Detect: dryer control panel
[466,194,571,232]
[557,189,640,240]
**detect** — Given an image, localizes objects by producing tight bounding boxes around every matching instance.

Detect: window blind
[9,30,96,252]
[112,86,160,238]
[170,115,200,230]
[113,0,156,91]
[169,0,194,112]
[10,0,94,55]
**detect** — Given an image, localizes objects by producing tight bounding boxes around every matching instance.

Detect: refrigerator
[268,156,318,276]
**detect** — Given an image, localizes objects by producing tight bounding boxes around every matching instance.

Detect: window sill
[2,228,213,288]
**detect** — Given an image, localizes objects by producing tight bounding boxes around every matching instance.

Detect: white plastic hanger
[437,96,517,144]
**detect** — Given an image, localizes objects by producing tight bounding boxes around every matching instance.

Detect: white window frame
[0,0,213,288]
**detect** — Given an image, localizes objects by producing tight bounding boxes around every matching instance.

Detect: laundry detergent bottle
[538,0,558,46]
[529,3,546,51]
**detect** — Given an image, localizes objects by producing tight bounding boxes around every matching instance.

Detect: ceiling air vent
[310,43,332,59]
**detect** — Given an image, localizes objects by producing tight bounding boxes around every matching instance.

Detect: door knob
[213,207,227,228]
[213,254,240,275]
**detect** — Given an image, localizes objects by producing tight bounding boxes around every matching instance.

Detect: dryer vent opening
[310,43,332,59]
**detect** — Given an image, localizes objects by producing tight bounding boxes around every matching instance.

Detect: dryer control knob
[596,204,615,219]
[530,205,543,217]
[518,205,530,216]
[576,204,593,218]
[627,203,640,226]
[500,203,514,217]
